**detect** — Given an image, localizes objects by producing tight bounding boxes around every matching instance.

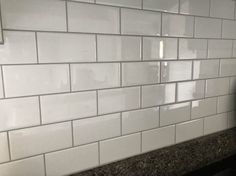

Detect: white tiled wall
[0,0,236,175]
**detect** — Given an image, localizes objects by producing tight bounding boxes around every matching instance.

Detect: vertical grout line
[96,90,99,115]
[120,63,122,87]
[7,132,11,160]
[119,8,122,35]
[141,37,143,61]
[193,17,196,38]
[190,101,192,119]
[178,0,181,14]
[203,117,205,135]
[174,124,177,144]
[43,154,47,176]
[208,0,211,17]
[141,0,143,10]
[0,66,6,98]
[191,60,194,80]
[0,0,4,44]
[65,0,69,32]
[235,1,236,20]
[71,121,74,147]
[95,34,98,62]
[177,38,180,60]
[98,141,100,165]
[140,132,142,153]
[231,40,234,58]
[206,39,209,60]
[38,96,42,125]
[35,32,39,64]
[69,64,72,92]
[160,13,163,36]
[220,19,223,39]
[140,86,142,108]
[175,82,178,103]
[120,113,122,135]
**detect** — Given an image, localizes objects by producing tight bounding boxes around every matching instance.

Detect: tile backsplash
[0,0,236,175]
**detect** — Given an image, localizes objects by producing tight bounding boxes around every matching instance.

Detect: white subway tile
[142,125,175,153]
[230,77,236,93]
[176,119,203,143]
[160,102,191,126]
[100,133,141,164]
[195,17,221,38]
[142,83,176,107]
[0,132,9,163]
[208,40,233,58]
[191,98,217,119]
[193,60,219,79]
[233,41,236,57]
[122,62,160,86]
[121,9,161,35]
[97,35,141,61]
[161,61,192,82]
[0,97,40,131]
[179,39,207,59]
[162,14,194,37]
[98,87,140,114]
[38,33,96,63]
[143,37,178,60]
[217,95,235,113]
[73,114,120,145]
[96,0,142,8]
[45,143,98,176]
[74,0,94,2]
[177,80,205,102]
[143,0,179,13]
[1,0,66,31]
[205,78,230,97]
[210,0,235,19]
[180,0,210,16]
[3,65,70,97]
[222,20,236,39]
[0,156,45,176]
[71,63,120,91]
[0,68,3,99]
[228,111,236,128]
[122,107,159,135]
[0,31,37,64]
[220,59,236,76]
[204,113,228,135]
[41,92,97,124]
[9,122,72,160]
[68,3,119,33]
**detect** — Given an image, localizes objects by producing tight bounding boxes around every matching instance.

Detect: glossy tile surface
[71,63,120,91]
[0,97,40,131]
[68,2,119,33]
[143,0,179,13]
[122,108,159,135]
[122,62,160,86]
[162,14,194,37]
[217,95,235,113]
[160,102,191,126]
[180,0,210,16]
[0,132,9,163]
[9,122,72,160]
[0,69,4,99]
[38,33,96,63]
[1,0,66,31]
[96,0,142,8]
[97,35,141,61]
[205,78,230,97]
[208,40,233,58]
[73,114,120,145]
[0,31,37,64]
[142,83,176,107]
[210,0,235,19]
[193,60,219,79]
[222,20,236,39]
[40,92,97,124]
[230,77,236,93]
[161,61,192,82]
[3,65,70,97]
[143,37,178,60]
[121,9,161,35]
[100,133,141,164]
[220,59,236,76]
[98,87,140,114]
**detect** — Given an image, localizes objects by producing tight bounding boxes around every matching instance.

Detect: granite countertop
[72,128,236,176]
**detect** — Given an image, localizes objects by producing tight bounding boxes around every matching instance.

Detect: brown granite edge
[72,128,236,176]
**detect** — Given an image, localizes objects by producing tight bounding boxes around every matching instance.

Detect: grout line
[96,90,99,115]
[6,132,11,160]
[119,8,122,34]
[0,66,6,98]
[208,0,211,17]
[140,36,143,61]
[0,0,4,44]
[71,121,74,147]
[98,141,100,165]
[43,154,47,176]
[65,0,69,32]
[69,64,72,92]
[35,32,39,64]
[177,38,180,60]
[220,19,223,39]
[38,96,42,125]
[95,34,98,62]
[140,132,142,153]
[178,0,180,13]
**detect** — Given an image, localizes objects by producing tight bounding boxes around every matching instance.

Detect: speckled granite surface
[72,128,236,176]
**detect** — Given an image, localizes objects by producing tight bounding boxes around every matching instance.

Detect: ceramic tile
[73,114,120,145]
[179,39,208,59]
[71,63,120,91]
[0,69,3,99]
[9,122,72,160]
[162,14,194,37]
[100,133,141,164]
[45,143,99,176]
[1,0,66,31]
[230,77,236,93]
[143,37,178,60]
[193,60,219,79]
[161,61,192,82]
[222,20,236,39]
[160,102,191,126]
[0,97,40,131]
[38,33,96,63]
[143,0,179,13]
[180,0,210,16]
[142,125,175,152]
[0,132,9,163]
[233,41,236,57]
[97,35,141,61]
[68,2,119,33]
[96,0,142,8]
[0,156,45,176]
[228,111,236,128]
[191,97,217,119]
[208,40,233,58]
[205,78,230,97]
[121,9,161,35]
[142,83,176,108]
[220,59,236,76]
[74,0,94,2]
[3,65,70,97]
[0,31,37,64]
[122,107,159,135]
[40,92,97,124]
[195,17,221,38]
[217,95,235,113]
[210,0,235,19]
[176,119,203,143]
[122,62,160,86]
